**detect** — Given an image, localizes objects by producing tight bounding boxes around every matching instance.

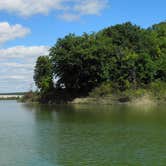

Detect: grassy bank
[71,81,166,105]
[21,81,166,106]
[71,94,156,106]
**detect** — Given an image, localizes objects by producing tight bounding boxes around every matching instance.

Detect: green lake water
[0,100,166,166]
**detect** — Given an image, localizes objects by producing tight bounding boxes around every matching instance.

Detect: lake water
[0,100,166,166]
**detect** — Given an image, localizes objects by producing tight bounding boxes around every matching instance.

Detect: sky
[0,0,165,93]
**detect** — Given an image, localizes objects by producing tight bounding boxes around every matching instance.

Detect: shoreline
[0,97,20,100]
[21,94,165,107]
[69,94,166,107]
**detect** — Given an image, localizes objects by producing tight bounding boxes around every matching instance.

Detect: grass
[20,81,166,105]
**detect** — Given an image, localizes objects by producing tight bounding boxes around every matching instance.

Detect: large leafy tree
[151,22,166,81]
[34,56,53,94]
[49,33,113,95]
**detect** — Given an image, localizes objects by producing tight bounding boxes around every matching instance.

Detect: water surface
[0,100,166,166]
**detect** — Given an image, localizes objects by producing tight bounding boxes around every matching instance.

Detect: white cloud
[0,22,30,44]
[0,0,64,17]
[0,46,49,59]
[74,0,108,15]
[58,13,80,22]
[1,62,33,69]
[0,0,108,21]
[0,46,49,92]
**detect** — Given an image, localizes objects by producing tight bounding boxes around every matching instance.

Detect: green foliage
[103,22,143,51]
[124,88,148,99]
[49,33,113,95]
[20,91,40,102]
[156,54,166,81]
[135,53,157,84]
[33,21,166,103]
[89,82,113,97]
[34,56,53,94]
[149,81,166,100]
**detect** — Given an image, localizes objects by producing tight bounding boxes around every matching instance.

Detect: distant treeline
[0,92,26,95]
[33,21,166,103]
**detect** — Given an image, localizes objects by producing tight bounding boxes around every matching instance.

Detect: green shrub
[20,91,40,102]
[89,82,113,97]
[124,88,148,99]
[149,81,166,100]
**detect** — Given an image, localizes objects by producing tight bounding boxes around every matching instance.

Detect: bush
[124,88,148,99]
[149,81,166,100]
[20,91,40,102]
[118,88,148,102]
[89,82,113,97]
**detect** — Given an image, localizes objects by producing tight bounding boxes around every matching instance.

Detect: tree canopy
[34,56,53,94]
[34,21,166,102]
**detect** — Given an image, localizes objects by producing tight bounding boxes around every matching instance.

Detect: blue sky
[0,0,165,93]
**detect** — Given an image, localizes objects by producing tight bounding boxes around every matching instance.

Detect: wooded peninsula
[22,21,166,104]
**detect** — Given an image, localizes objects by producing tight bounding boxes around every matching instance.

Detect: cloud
[74,0,108,15]
[0,45,49,59]
[0,46,49,92]
[58,13,80,22]
[0,22,30,44]
[0,0,64,17]
[0,0,108,21]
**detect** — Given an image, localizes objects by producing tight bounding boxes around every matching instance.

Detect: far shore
[0,95,23,100]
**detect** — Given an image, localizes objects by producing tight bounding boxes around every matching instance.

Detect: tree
[49,33,113,95]
[34,56,53,94]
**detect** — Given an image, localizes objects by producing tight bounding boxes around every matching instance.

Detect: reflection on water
[0,100,166,165]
